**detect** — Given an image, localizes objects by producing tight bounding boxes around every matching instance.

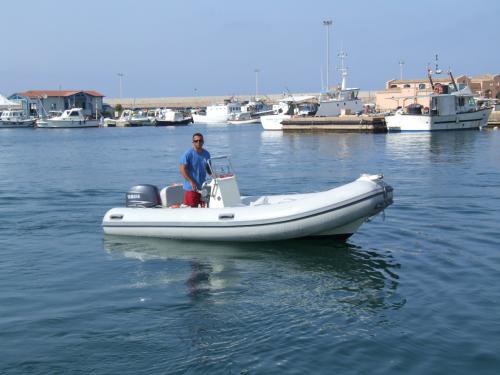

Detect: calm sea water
[1,125,500,374]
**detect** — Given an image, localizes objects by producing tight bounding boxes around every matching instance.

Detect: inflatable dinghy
[102,156,393,242]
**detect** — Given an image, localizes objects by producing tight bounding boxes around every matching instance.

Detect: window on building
[390,84,398,89]
[418,83,426,90]
[404,84,411,88]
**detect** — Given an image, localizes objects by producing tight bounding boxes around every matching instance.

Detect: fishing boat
[102,156,393,242]
[153,108,192,126]
[103,109,151,127]
[385,69,492,132]
[192,102,241,124]
[260,96,317,130]
[316,50,363,117]
[37,108,99,128]
[227,112,261,125]
[0,110,36,128]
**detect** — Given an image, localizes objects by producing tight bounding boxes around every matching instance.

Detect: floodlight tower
[323,20,333,91]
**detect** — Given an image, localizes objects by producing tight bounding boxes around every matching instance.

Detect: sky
[1,0,499,99]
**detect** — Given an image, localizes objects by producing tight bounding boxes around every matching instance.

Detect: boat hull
[192,113,230,124]
[37,119,99,128]
[261,114,290,130]
[227,118,261,125]
[155,118,192,126]
[386,107,492,132]
[102,176,393,242]
[0,119,36,128]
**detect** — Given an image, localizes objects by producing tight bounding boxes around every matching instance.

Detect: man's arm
[179,164,197,191]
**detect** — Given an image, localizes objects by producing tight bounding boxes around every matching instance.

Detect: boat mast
[449,70,458,91]
[338,49,348,90]
[427,68,435,90]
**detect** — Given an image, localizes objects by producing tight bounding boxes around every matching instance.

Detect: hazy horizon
[1,0,499,98]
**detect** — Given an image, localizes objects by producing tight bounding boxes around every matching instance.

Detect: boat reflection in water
[103,236,404,312]
[385,130,480,163]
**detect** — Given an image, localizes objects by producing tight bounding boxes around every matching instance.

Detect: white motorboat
[228,99,274,124]
[227,112,261,125]
[261,96,317,130]
[37,108,99,128]
[192,102,241,124]
[0,110,36,128]
[386,70,492,132]
[102,156,393,242]
[103,109,151,127]
[153,108,192,126]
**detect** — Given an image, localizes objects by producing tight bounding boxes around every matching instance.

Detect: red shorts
[183,190,201,207]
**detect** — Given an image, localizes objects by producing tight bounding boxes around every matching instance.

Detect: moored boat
[103,109,151,127]
[37,108,99,128]
[192,102,241,124]
[102,156,393,242]
[0,110,36,128]
[227,112,261,125]
[385,69,492,132]
[316,50,363,117]
[153,108,192,126]
[261,96,317,130]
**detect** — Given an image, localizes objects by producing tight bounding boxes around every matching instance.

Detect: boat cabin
[59,108,85,119]
[206,102,241,116]
[0,110,29,120]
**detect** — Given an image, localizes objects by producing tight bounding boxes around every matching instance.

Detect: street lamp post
[323,20,333,91]
[398,60,405,81]
[254,68,260,98]
[117,73,124,99]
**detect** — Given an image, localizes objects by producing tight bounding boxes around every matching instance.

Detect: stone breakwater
[104,91,377,109]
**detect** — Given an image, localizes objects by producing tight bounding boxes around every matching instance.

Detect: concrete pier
[282,115,387,133]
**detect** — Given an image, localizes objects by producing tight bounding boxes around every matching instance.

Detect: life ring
[434,84,443,94]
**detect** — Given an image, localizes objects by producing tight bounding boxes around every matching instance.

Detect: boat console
[203,156,242,208]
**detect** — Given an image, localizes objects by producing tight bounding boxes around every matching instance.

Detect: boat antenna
[434,54,442,74]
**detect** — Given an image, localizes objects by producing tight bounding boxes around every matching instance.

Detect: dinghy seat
[160,184,184,207]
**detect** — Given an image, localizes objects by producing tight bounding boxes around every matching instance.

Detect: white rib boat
[102,157,393,242]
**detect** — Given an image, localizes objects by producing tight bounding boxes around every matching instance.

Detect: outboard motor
[126,185,161,208]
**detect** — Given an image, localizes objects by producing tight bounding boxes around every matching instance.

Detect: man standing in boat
[179,133,211,207]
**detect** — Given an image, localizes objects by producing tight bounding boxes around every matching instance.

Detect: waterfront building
[9,90,105,117]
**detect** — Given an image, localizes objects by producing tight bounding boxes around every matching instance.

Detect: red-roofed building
[10,90,105,117]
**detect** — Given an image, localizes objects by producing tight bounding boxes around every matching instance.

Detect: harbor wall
[104,91,377,109]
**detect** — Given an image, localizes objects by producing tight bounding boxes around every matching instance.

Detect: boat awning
[281,95,318,103]
[0,94,20,109]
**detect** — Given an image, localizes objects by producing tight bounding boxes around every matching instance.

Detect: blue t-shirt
[179,148,211,191]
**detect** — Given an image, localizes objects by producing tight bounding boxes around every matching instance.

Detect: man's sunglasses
[193,139,203,143]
